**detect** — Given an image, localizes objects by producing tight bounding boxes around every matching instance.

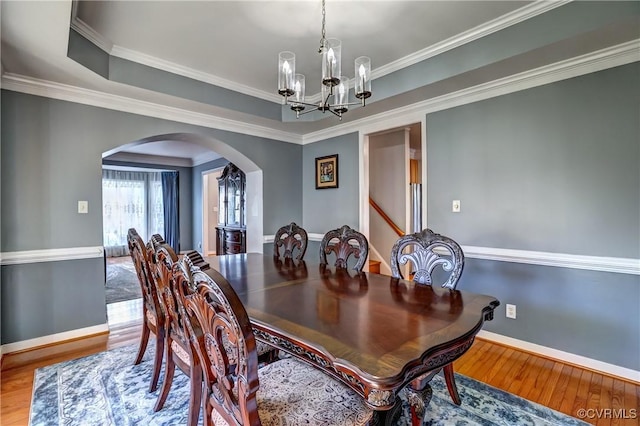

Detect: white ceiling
[1,1,636,163]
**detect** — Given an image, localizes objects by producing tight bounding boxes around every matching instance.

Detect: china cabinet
[216,163,246,254]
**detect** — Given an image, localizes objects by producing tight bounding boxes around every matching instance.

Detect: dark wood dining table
[203,253,499,415]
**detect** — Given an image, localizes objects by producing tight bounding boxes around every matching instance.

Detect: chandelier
[277,0,372,120]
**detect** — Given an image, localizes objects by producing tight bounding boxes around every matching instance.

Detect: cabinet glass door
[227,181,238,226]
[218,181,225,224]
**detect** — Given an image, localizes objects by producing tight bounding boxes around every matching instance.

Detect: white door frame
[202,167,224,256]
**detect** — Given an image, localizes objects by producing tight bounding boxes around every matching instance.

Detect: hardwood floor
[1,325,638,425]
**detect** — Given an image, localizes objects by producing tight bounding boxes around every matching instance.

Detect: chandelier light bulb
[278,51,295,97]
[359,64,366,78]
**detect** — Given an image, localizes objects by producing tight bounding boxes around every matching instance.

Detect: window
[102,168,164,257]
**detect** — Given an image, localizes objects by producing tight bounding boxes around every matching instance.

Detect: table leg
[372,396,401,426]
[405,385,433,426]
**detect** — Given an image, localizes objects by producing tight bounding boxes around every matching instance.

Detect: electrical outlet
[452,200,461,213]
[506,304,516,319]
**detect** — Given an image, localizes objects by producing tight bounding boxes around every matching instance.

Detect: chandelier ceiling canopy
[277,0,372,120]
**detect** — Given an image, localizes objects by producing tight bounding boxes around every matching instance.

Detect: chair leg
[188,363,203,426]
[154,342,175,412]
[405,385,432,426]
[149,329,164,393]
[134,321,150,365]
[443,363,461,405]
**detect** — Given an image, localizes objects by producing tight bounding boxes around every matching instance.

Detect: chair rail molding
[0,246,104,265]
[263,237,640,276]
[461,245,640,276]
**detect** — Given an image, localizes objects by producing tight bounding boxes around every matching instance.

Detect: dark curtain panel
[161,171,180,252]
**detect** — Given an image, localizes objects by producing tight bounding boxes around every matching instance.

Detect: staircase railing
[369,197,404,237]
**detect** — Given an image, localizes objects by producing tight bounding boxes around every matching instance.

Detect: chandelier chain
[318,0,326,53]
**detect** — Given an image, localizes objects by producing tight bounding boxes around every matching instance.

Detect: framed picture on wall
[315,154,339,189]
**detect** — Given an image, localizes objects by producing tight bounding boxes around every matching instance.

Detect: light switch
[452,200,461,213]
[78,201,88,214]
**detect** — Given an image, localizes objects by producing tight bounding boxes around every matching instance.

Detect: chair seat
[256,341,274,357]
[256,358,373,426]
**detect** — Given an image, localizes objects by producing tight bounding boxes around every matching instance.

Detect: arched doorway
[101,133,264,325]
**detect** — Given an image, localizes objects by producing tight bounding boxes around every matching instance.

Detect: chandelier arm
[327,109,343,119]
[286,100,323,108]
[296,107,320,116]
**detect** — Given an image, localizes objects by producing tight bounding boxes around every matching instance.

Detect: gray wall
[0,90,302,344]
[102,159,193,250]
[302,133,360,234]
[1,259,106,343]
[426,63,640,370]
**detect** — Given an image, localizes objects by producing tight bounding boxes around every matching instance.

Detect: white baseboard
[0,323,109,355]
[477,330,640,384]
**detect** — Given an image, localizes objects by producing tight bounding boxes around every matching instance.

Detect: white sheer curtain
[102,169,164,257]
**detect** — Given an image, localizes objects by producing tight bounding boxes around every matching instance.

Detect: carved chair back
[319,225,369,272]
[273,222,308,261]
[390,228,464,289]
[153,243,204,426]
[127,229,167,393]
[174,251,210,341]
[183,267,261,426]
[154,243,187,344]
[127,228,164,324]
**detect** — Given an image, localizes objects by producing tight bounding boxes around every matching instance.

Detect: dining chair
[180,251,278,363]
[152,243,202,426]
[273,222,308,261]
[126,228,165,393]
[319,225,369,272]
[183,266,375,426]
[390,228,465,423]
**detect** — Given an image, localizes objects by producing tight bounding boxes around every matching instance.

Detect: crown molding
[70,17,113,53]
[303,39,640,144]
[373,1,571,81]
[2,40,637,147]
[71,16,280,104]
[110,45,282,104]
[0,73,303,144]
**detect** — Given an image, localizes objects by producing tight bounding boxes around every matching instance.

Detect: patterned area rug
[105,257,142,304]
[30,343,589,426]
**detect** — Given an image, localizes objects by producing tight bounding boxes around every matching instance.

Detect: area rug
[105,257,142,304]
[30,343,589,426]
